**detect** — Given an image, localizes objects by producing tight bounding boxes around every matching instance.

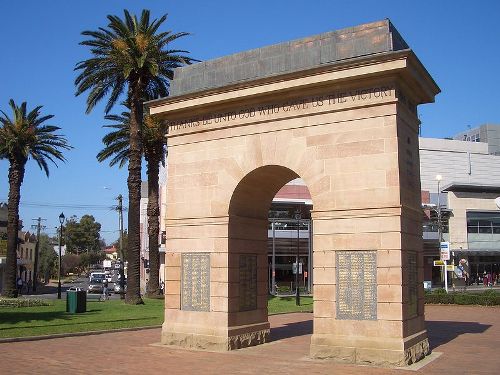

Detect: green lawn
[268,295,313,314]
[0,296,313,339]
[0,298,164,339]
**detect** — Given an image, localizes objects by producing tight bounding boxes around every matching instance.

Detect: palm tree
[97,111,167,297]
[0,99,71,298]
[75,9,194,304]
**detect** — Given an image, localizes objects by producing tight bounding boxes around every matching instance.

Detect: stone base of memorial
[310,332,429,366]
[160,323,270,351]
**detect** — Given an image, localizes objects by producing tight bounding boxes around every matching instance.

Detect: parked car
[66,286,84,292]
[89,271,106,282]
[87,277,105,294]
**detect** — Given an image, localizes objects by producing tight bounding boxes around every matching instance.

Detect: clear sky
[1,0,499,243]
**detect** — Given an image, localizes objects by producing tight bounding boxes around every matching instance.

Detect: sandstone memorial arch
[147,20,440,366]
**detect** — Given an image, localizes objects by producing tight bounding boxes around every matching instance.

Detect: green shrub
[433,288,448,295]
[0,298,52,308]
[482,289,498,297]
[424,291,500,306]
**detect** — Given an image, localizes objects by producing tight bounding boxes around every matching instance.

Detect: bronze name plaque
[181,253,210,311]
[239,254,257,311]
[336,251,377,320]
[408,252,418,317]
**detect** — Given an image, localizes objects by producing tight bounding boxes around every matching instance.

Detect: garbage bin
[66,290,87,313]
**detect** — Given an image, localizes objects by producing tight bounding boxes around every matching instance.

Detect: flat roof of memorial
[157,19,410,99]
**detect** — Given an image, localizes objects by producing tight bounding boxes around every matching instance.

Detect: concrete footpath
[0,305,498,374]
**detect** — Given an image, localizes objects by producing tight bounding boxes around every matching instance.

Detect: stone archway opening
[227,166,312,346]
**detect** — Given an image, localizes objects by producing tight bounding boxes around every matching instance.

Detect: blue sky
[1,0,499,243]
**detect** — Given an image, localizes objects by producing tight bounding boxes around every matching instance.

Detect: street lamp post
[295,208,301,306]
[436,175,448,292]
[57,212,65,299]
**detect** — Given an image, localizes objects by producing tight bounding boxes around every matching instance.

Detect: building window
[467,212,500,234]
[30,249,33,260]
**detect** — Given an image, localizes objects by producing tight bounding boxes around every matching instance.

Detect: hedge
[425,289,500,306]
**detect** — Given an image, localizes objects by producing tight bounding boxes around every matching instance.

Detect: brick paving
[0,305,498,374]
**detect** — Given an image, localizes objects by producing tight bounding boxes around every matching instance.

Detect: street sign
[433,260,445,266]
[292,262,303,274]
[440,242,450,261]
[446,264,455,271]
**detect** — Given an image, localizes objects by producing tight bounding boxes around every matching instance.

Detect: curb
[0,325,162,344]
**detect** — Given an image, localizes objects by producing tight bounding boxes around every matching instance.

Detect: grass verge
[0,298,164,339]
[268,295,313,314]
[0,296,313,339]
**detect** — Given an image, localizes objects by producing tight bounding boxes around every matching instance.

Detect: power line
[0,199,127,211]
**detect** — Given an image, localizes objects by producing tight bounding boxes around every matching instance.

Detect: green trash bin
[66,290,87,313]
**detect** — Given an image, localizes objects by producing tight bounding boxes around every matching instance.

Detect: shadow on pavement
[426,320,492,349]
[270,319,313,341]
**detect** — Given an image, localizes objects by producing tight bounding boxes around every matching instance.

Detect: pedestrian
[27,278,32,294]
[487,272,492,287]
[102,279,109,300]
[16,277,23,295]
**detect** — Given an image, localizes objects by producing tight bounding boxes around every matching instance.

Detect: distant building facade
[452,123,500,155]
[420,137,500,286]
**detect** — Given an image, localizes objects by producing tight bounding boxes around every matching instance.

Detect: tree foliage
[75,9,194,304]
[37,234,57,283]
[0,99,71,298]
[80,251,106,271]
[61,253,81,275]
[64,214,102,255]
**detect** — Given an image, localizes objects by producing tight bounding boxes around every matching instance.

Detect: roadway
[21,270,123,300]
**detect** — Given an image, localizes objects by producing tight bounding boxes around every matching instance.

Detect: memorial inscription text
[181,253,210,312]
[239,254,258,311]
[336,251,377,320]
[408,252,418,317]
[167,86,394,131]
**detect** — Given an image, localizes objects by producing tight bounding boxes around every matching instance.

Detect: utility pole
[31,217,46,293]
[295,207,301,306]
[117,195,125,299]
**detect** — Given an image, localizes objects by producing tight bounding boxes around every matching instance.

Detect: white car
[66,286,83,292]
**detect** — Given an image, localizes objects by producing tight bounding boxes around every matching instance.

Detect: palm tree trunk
[125,81,144,305]
[2,160,25,298]
[146,151,161,297]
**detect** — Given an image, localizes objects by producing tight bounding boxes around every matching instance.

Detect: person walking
[16,277,23,295]
[102,280,109,301]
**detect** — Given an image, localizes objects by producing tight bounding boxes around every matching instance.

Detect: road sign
[446,264,455,271]
[433,260,445,266]
[293,262,303,274]
[440,242,450,261]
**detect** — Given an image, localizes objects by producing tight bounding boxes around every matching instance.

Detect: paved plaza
[0,304,498,374]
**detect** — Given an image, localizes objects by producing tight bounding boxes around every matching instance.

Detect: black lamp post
[57,212,65,299]
[295,208,301,306]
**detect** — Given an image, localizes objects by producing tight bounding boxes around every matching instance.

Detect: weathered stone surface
[160,329,270,352]
[404,337,430,365]
[166,20,409,97]
[228,329,270,350]
[310,336,430,367]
